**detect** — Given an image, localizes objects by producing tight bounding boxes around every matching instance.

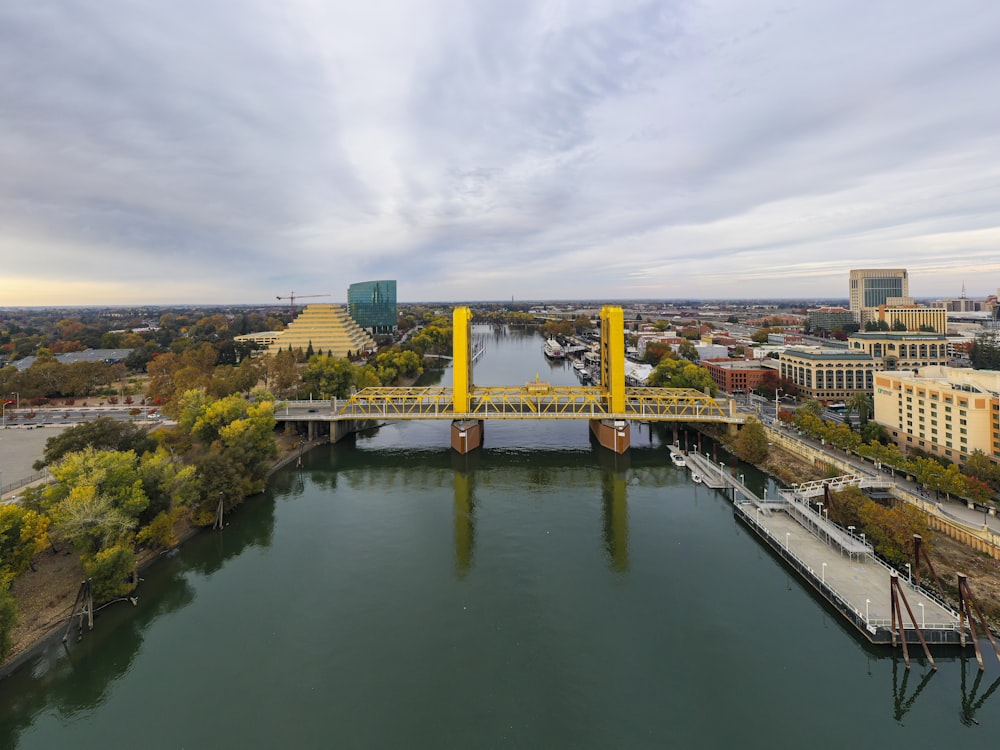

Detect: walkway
[708,469,966,645]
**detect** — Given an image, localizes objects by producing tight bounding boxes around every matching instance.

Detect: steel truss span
[335,386,737,423]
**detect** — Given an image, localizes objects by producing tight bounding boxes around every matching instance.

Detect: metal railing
[1,470,49,496]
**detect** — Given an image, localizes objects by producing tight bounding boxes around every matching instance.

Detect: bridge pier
[451,420,484,454]
[331,419,357,444]
[589,419,630,454]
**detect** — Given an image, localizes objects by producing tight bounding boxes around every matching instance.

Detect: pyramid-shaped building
[268,304,376,357]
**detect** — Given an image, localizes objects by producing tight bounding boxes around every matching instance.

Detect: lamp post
[822,562,827,584]
[848,525,855,537]
[719,460,725,479]
[860,532,866,546]
[785,532,790,550]
[866,598,871,622]
[905,563,911,584]
[918,602,925,629]
[775,387,783,420]
[817,502,824,517]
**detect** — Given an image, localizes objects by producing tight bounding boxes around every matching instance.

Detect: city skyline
[3,1,1000,306]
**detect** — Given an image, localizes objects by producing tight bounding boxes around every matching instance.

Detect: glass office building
[347,280,397,333]
[849,269,908,324]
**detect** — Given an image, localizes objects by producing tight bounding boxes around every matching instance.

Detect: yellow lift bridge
[328,305,743,454]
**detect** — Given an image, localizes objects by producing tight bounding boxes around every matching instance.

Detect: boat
[670,452,686,468]
[543,338,565,359]
[572,360,586,371]
[692,473,703,484]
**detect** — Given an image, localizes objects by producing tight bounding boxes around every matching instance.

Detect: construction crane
[276,292,330,318]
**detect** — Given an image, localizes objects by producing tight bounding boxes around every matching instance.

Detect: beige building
[872,304,948,333]
[849,268,908,325]
[234,331,283,347]
[779,347,879,401]
[873,366,1000,465]
[846,332,949,369]
[266,304,376,358]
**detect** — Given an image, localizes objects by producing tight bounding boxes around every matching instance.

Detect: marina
[690,460,999,658]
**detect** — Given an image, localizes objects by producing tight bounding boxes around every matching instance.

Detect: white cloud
[2,0,999,305]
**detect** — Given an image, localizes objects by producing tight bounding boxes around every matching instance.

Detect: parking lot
[0,425,66,499]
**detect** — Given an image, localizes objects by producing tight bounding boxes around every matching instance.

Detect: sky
[2,0,1000,306]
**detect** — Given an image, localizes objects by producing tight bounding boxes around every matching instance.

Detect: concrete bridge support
[451,420,484,454]
[589,419,630,454]
[331,419,358,444]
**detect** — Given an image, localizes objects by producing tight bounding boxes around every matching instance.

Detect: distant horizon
[3,293,997,312]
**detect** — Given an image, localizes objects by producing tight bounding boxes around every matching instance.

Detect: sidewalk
[767,422,1000,539]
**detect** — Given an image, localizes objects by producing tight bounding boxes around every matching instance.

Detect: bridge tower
[451,306,484,453]
[590,305,630,453]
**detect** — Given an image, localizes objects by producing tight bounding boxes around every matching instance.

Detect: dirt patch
[7,547,85,657]
[924,534,1000,629]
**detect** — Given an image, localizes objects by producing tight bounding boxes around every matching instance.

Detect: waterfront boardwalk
[694,464,967,646]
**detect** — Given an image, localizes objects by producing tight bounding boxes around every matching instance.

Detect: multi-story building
[871,304,948,333]
[347,280,397,334]
[779,347,879,401]
[873,366,1000,465]
[849,268,908,325]
[702,359,776,394]
[807,306,856,334]
[846,332,949,370]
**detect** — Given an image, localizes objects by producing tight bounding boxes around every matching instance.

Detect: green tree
[677,339,700,362]
[35,417,156,470]
[0,505,51,587]
[648,359,717,395]
[84,544,136,602]
[0,589,17,661]
[963,449,1000,490]
[301,355,356,398]
[45,449,149,554]
[847,392,874,427]
[733,418,769,464]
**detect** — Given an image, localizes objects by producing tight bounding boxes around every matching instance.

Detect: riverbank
[1,430,315,676]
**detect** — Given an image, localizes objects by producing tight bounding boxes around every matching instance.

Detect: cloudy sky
[2,0,1000,306]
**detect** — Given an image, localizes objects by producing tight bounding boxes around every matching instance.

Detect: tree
[301,355,356,398]
[677,339,700,362]
[647,359,717,395]
[0,505,51,587]
[84,544,136,602]
[846,392,874,427]
[970,331,1000,370]
[963,450,1000,491]
[891,318,907,331]
[45,449,150,554]
[0,589,17,661]
[35,417,156,470]
[733,418,769,463]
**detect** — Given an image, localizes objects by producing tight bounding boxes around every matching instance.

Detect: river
[1,325,997,748]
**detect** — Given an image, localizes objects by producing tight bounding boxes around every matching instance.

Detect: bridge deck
[278,387,743,423]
